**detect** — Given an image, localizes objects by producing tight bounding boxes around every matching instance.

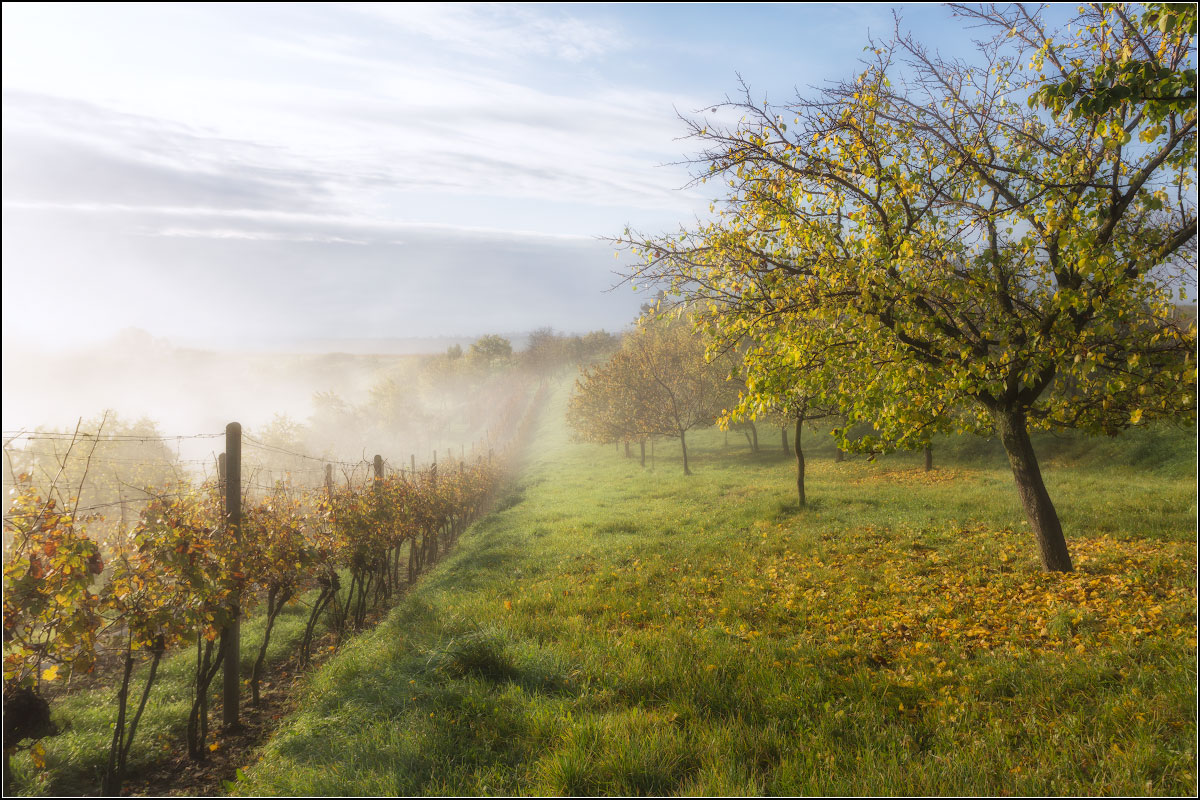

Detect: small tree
[568,317,724,474]
[620,318,726,475]
[568,343,663,467]
[469,335,513,370]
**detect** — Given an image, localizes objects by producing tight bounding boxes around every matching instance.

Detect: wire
[240,434,369,468]
[3,431,224,441]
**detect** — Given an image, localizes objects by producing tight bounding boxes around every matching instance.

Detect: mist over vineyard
[2,327,616,551]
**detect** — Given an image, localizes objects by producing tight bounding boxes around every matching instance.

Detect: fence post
[373,454,383,484]
[324,463,333,500]
[410,454,416,478]
[118,484,127,536]
[221,422,241,729]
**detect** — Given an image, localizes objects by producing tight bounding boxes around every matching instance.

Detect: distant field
[233,384,1196,796]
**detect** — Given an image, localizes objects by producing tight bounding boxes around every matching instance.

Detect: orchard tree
[728,335,844,507]
[469,335,513,370]
[523,327,567,374]
[568,317,724,474]
[623,318,728,474]
[620,5,1196,571]
[567,348,659,466]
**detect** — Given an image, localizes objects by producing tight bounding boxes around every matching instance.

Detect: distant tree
[578,330,620,364]
[4,413,184,550]
[248,413,314,482]
[568,316,725,474]
[567,348,659,466]
[523,327,566,374]
[307,390,367,459]
[468,335,513,370]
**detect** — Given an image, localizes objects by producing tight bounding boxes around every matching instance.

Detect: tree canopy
[568,316,727,474]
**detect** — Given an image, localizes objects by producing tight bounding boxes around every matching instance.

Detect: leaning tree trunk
[679,430,692,475]
[749,422,759,452]
[924,444,933,472]
[992,409,1073,572]
[794,412,806,507]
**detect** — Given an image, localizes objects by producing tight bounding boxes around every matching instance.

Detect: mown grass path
[234,384,1196,796]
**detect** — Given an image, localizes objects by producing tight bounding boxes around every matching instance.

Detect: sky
[2,2,982,350]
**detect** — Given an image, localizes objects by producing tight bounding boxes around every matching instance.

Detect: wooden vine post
[221,422,242,729]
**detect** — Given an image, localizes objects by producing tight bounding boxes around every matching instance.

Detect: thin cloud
[352,4,626,63]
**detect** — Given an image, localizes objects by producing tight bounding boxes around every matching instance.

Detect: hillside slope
[233,384,1196,796]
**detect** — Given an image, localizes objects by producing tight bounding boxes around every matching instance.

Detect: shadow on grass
[426,525,525,595]
[421,627,575,697]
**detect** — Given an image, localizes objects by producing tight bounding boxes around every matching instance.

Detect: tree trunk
[794,413,806,507]
[679,430,692,475]
[781,426,789,454]
[924,444,933,472]
[749,422,759,452]
[834,447,844,463]
[624,440,631,458]
[992,409,1073,572]
[639,440,646,467]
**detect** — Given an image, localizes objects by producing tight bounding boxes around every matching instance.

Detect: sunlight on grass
[231,382,1195,796]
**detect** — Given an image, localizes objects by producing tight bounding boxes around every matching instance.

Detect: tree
[4,413,185,552]
[568,317,725,474]
[468,335,513,369]
[625,317,729,475]
[726,329,847,507]
[567,347,659,466]
[523,327,566,374]
[619,6,1196,570]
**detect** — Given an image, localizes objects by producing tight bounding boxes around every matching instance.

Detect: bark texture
[993,410,1073,572]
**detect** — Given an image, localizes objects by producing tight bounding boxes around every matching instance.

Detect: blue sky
[2,3,991,349]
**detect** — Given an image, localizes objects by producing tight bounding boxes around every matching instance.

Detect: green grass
[228,387,1197,796]
[229,385,1196,796]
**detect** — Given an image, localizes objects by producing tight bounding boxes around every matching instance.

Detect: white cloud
[352,3,625,63]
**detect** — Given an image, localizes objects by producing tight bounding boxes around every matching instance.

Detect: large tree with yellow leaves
[620,5,1196,571]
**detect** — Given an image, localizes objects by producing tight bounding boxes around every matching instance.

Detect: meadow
[225,384,1197,796]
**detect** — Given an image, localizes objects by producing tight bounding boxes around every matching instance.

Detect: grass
[228,386,1197,796]
[23,381,1194,796]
